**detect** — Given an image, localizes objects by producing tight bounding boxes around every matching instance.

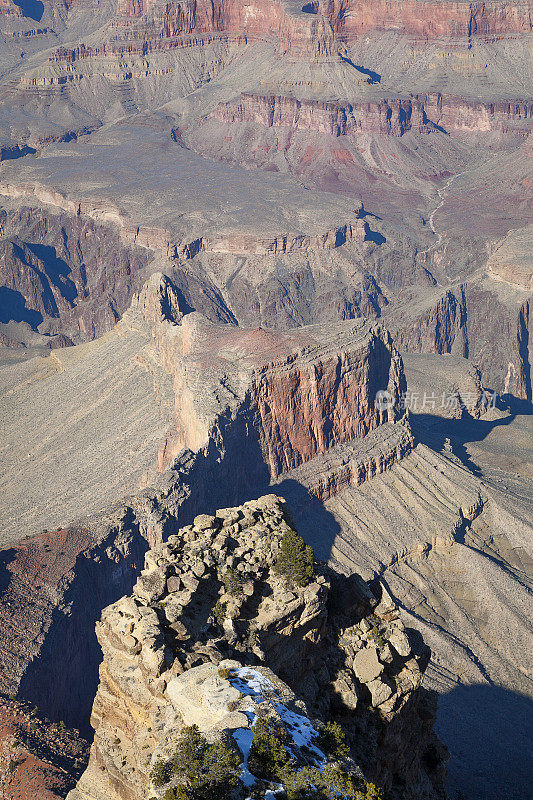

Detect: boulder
[389,629,411,658]
[134,570,166,603]
[374,584,397,618]
[166,575,181,593]
[166,663,242,731]
[353,646,383,683]
[333,674,359,709]
[182,574,200,591]
[193,514,219,531]
[367,678,393,707]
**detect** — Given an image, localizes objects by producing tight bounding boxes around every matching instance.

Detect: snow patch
[233,727,256,788]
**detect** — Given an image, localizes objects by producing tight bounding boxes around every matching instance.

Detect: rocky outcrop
[68,495,446,800]
[419,94,533,137]
[210,93,433,136]
[274,419,414,503]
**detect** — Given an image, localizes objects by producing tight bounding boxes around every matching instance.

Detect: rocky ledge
[68,495,446,800]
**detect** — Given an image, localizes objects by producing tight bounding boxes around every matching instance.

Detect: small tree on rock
[151,725,240,799]
[274,530,315,588]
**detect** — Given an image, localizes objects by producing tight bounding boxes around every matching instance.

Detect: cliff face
[0,519,150,733]
[252,328,404,477]
[210,93,533,138]
[144,285,405,476]
[386,284,533,399]
[328,0,532,40]
[20,0,527,72]
[98,0,533,51]
[0,204,153,346]
[68,495,446,800]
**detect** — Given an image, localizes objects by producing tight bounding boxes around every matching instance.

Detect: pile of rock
[129,494,329,681]
[68,495,445,800]
[335,586,426,716]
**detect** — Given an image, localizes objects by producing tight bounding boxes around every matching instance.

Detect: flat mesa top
[0,123,358,244]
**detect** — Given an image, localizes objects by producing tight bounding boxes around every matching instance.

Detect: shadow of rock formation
[437,683,533,800]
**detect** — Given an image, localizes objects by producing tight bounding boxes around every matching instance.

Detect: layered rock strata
[0,272,405,543]
[84,0,533,57]
[210,93,533,138]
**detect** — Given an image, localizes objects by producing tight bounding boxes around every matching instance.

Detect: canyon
[0,0,531,798]
[0,274,531,800]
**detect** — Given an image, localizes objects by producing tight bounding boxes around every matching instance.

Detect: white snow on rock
[233,727,256,787]
[273,703,325,762]
[229,666,326,775]
[231,667,276,700]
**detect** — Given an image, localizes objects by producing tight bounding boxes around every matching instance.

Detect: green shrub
[274,530,315,587]
[315,720,349,761]
[170,724,240,800]
[369,625,385,648]
[150,758,174,787]
[281,763,382,800]
[212,600,226,625]
[164,788,190,800]
[281,765,323,798]
[248,718,290,781]
[218,667,233,679]
[223,568,242,596]
[360,781,384,800]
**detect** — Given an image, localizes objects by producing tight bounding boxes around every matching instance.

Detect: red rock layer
[0,696,87,800]
[211,94,433,136]
[210,92,533,137]
[42,0,530,61]
[113,0,532,39]
[327,0,532,39]
[251,328,405,477]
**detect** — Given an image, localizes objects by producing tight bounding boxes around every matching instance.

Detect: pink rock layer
[43,0,532,62]
[210,92,533,137]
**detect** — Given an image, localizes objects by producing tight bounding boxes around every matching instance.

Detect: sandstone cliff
[0,272,405,543]
[210,92,532,138]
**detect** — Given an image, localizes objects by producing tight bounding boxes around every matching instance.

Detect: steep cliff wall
[210,92,533,137]
[0,204,153,346]
[386,284,532,398]
[329,0,532,40]
[107,0,533,50]
[252,328,404,476]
